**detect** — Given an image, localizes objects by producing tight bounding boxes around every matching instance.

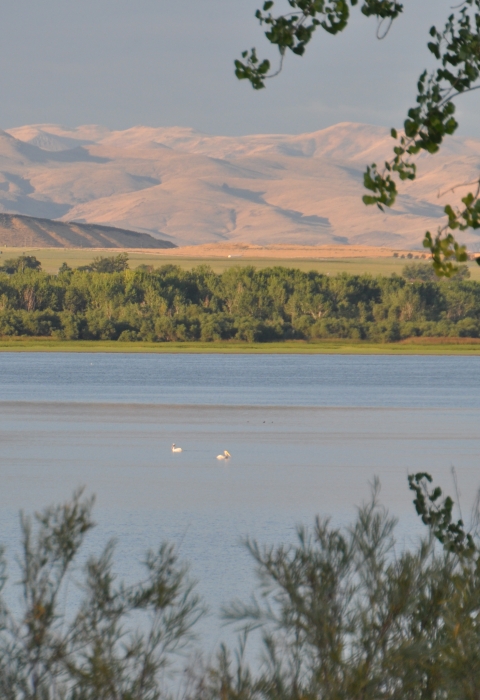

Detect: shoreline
[1,338,480,355]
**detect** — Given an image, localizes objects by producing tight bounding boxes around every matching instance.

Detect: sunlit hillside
[2,122,479,249]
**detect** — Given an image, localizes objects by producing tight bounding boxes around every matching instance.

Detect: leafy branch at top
[238,0,480,278]
[234,0,403,89]
[363,1,480,276]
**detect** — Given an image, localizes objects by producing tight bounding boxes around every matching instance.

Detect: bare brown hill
[0,213,176,249]
[4,122,480,250]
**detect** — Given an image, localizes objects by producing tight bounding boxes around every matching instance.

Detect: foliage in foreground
[2,473,480,698]
[0,489,202,700]
[1,256,480,342]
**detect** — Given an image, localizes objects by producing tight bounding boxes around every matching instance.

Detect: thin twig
[451,466,464,524]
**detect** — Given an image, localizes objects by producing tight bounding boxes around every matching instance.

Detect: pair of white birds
[171,444,231,460]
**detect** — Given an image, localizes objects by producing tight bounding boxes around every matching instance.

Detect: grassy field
[0,337,479,355]
[2,246,479,278]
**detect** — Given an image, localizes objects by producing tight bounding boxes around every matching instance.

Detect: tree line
[1,254,480,342]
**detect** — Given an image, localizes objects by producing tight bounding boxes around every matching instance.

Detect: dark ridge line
[0,212,177,249]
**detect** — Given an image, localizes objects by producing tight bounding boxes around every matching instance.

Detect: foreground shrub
[2,474,480,698]
[0,490,202,699]
[194,474,480,700]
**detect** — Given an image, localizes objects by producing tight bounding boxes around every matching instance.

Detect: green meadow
[0,338,479,355]
[2,246,480,279]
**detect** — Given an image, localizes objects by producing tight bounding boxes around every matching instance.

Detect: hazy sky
[1,0,479,136]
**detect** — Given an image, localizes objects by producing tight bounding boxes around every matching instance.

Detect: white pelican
[216,450,231,460]
[171,444,183,453]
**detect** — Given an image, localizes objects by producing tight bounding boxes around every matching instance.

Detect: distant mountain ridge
[0,213,175,249]
[0,122,479,249]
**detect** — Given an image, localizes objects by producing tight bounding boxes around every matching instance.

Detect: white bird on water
[216,450,231,460]
[171,444,183,453]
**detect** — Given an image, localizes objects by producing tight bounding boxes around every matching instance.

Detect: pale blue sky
[1,1,479,136]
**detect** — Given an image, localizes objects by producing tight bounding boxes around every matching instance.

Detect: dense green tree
[1,260,480,341]
[0,255,42,274]
[237,0,480,277]
[77,253,130,274]
[90,253,129,273]
[58,262,72,275]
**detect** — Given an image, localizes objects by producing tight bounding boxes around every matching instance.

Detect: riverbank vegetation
[2,473,480,698]
[2,338,480,355]
[1,254,480,343]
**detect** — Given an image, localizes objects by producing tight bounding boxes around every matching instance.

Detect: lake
[1,352,480,653]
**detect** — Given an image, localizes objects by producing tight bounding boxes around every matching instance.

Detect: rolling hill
[0,213,175,249]
[0,122,478,249]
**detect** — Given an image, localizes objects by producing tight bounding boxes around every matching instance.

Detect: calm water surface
[1,352,480,651]
[1,351,480,407]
